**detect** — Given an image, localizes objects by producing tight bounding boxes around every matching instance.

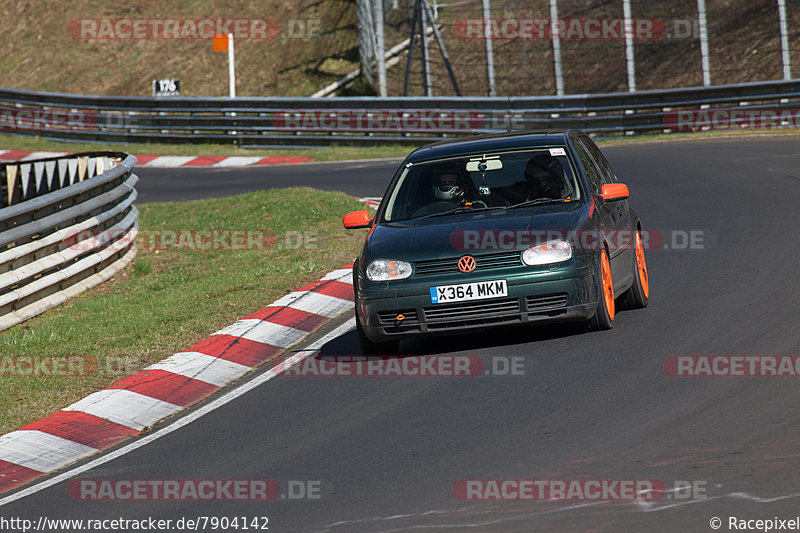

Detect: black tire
[355,303,399,356]
[588,249,615,331]
[622,230,649,310]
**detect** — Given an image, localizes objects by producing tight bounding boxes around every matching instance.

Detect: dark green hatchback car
[343,130,649,355]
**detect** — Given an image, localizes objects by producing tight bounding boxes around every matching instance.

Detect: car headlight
[366,259,413,281]
[522,240,572,266]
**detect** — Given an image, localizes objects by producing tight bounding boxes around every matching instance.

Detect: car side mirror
[343,210,372,229]
[600,183,629,202]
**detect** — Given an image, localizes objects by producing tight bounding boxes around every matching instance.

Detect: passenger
[523,154,565,200]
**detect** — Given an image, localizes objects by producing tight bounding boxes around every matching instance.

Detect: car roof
[405,130,579,164]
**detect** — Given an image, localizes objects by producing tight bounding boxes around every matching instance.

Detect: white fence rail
[0,153,137,331]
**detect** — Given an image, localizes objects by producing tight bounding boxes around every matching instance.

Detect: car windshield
[382,149,581,222]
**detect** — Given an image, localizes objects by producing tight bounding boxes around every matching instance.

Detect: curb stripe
[107,369,220,408]
[322,267,354,280]
[21,151,66,161]
[142,156,196,167]
[63,389,183,431]
[214,319,308,348]
[187,335,282,367]
[133,155,159,165]
[145,352,252,388]
[243,306,330,332]
[0,431,97,473]
[310,280,354,300]
[183,156,226,166]
[0,460,42,494]
[0,151,33,161]
[213,156,263,167]
[295,279,353,297]
[272,290,352,319]
[18,412,137,450]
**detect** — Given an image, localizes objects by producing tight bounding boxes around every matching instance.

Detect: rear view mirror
[466,159,503,172]
[343,210,372,229]
[600,183,629,202]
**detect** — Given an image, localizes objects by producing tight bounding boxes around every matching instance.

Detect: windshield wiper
[507,198,570,209]
[417,205,506,219]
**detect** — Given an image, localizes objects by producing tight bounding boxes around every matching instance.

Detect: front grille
[423,297,520,321]
[414,251,522,276]
[526,293,568,312]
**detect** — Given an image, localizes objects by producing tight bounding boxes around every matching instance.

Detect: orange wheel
[623,229,650,309]
[589,249,615,330]
[601,249,615,322]
[635,231,649,299]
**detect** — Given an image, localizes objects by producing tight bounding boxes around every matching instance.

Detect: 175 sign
[153,78,180,97]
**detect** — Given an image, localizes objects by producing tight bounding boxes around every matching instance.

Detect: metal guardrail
[0,153,137,331]
[1,79,800,145]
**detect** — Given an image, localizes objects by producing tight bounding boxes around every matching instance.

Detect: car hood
[367,202,589,262]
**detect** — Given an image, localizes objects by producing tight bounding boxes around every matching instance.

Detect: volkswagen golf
[343,130,649,355]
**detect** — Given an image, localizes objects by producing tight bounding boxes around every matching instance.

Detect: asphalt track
[4,136,800,532]
[134,158,402,203]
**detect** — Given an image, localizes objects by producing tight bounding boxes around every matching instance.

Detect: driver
[432,163,470,204]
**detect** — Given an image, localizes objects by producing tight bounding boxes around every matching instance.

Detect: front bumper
[357,265,597,342]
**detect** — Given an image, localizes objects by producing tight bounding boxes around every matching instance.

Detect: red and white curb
[0,151,312,167]
[359,197,382,208]
[0,265,354,495]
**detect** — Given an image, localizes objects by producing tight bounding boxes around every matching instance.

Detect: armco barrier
[0,153,137,331]
[1,79,800,145]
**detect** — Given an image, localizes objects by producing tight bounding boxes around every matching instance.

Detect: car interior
[385,150,579,221]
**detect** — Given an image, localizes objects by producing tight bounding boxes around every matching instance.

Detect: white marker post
[227,33,236,98]
[696,0,711,86]
[550,0,564,96]
[623,0,636,92]
[212,33,236,97]
[777,0,791,80]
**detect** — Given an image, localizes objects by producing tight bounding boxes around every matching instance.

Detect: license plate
[430,280,508,304]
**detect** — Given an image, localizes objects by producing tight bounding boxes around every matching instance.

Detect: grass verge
[0,187,369,436]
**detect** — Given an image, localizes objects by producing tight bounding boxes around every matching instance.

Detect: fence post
[697,0,711,86]
[623,0,636,92]
[550,0,564,95]
[777,0,792,80]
